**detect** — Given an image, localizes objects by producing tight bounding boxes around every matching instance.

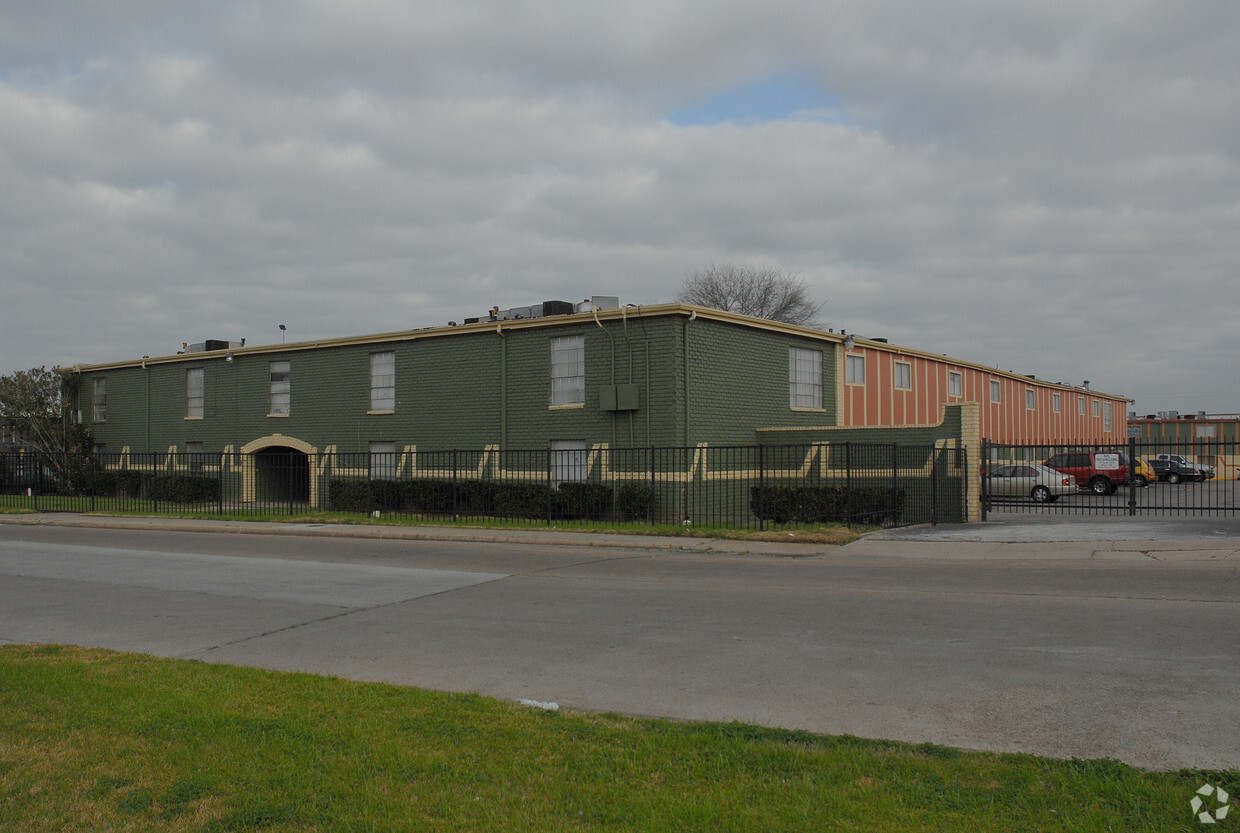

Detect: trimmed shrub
[148,473,219,504]
[751,484,906,526]
[616,482,653,522]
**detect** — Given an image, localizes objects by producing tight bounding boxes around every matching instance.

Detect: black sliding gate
[982,440,1239,518]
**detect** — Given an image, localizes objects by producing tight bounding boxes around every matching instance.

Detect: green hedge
[750,484,906,526]
[327,478,655,522]
[61,470,219,503]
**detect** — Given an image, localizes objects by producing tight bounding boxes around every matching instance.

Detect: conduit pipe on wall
[497,323,507,448]
[593,305,618,449]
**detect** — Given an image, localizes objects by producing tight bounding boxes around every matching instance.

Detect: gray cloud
[1,0,1237,416]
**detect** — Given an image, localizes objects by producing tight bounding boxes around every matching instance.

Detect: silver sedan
[986,463,1076,503]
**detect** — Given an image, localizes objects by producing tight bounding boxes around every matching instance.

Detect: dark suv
[1149,454,1213,484]
[1044,450,1130,495]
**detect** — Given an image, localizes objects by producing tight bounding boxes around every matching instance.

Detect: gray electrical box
[600,384,639,412]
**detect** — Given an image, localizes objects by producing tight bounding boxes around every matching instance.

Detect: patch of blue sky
[668,72,847,127]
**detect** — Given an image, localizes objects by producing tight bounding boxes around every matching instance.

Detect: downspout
[497,323,506,448]
[682,310,696,446]
[143,360,151,453]
[636,309,652,447]
[592,306,617,449]
[622,305,635,447]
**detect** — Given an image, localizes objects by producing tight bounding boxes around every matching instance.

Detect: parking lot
[987,475,1238,517]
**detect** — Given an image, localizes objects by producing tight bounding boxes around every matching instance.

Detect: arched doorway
[240,434,317,508]
[253,445,310,505]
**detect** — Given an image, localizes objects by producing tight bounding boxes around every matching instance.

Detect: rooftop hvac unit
[542,300,574,315]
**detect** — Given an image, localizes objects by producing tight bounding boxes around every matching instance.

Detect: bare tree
[0,367,93,484]
[677,264,824,327]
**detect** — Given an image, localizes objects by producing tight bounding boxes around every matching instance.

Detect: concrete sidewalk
[3,511,1239,561]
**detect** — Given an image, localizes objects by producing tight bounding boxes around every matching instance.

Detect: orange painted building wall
[841,344,1126,446]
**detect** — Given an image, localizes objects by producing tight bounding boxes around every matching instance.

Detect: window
[370,352,395,412]
[551,440,587,484]
[270,361,290,415]
[846,354,865,385]
[186,441,204,475]
[789,348,822,409]
[1103,401,1112,431]
[370,441,396,479]
[990,380,1001,403]
[186,368,204,418]
[949,371,962,397]
[1078,397,1086,415]
[550,336,585,406]
[1052,393,1061,413]
[1026,389,1036,410]
[894,361,912,390]
[1092,400,1100,417]
[92,378,107,422]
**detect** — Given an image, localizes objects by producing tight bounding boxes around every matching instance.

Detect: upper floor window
[1079,397,1086,415]
[370,352,395,412]
[894,361,912,390]
[550,336,585,406]
[846,354,865,385]
[948,371,962,397]
[789,348,822,409]
[990,380,1001,403]
[1026,389,1036,410]
[1052,393,1061,413]
[270,361,290,415]
[1092,400,1100,418]
[92,378,107,422]
[186,368,204,419]
[1103,401,1112,431]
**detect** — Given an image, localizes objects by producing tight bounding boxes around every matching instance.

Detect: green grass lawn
[0,645,1231,832]
[0,498,863,544]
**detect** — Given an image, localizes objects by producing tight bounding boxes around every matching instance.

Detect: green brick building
[67,301,1002,518]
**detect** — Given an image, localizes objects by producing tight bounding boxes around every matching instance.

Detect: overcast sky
[2,1,1237,416]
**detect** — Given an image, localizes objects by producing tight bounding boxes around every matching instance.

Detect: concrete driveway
[2,514,1238,771]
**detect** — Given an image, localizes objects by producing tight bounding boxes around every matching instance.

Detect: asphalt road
[2,518,1238,771]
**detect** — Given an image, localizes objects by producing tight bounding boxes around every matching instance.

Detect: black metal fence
[982,440,1239,517]
[1,442,968,529]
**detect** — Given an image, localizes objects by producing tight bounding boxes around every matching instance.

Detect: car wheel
[1134,475,1148,487]
[1167,472,1182,484]
[1031,485,1051,503]
[1089,477,1112,495]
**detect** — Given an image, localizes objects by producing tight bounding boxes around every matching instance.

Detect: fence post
[649,446,656,526]
[845,443,852,527]
[218,451,224,515]
[757,444,766,531]
[1128,434,1137,517]
[452,449,460,519]
[547,448,554,526]
[891,444,899,527]
[980,441,989,521]
[930,445,938,526]
[151,453,159,515]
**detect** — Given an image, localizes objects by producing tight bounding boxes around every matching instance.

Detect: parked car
[1044,450,1130,495]
[985,463,1076,503]
[1132,457,1155,487]
[1150,454,1214,484]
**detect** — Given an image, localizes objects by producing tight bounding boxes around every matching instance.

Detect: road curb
[0,513,841,557]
